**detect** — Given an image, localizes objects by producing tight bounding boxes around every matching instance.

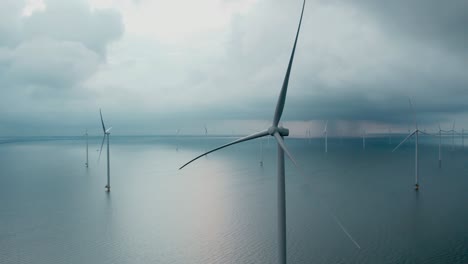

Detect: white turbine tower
[98,109,112,192]
[392,99,428,191]
[85,129,89,167]
[180,2,306,263]
[323,120,328,153]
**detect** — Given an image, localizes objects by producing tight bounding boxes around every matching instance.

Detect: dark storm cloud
[0,0,123,112]
[213,0,468,127]
[340,0,468,54]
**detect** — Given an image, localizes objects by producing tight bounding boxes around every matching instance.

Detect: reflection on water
[0,136,467,264]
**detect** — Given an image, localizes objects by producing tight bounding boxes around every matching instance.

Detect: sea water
[0,136,467,264]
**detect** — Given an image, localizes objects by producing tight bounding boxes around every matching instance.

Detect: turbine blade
[273,132,298,167]
[419,130,433,136]
[98,135,105,162]
[105,127,112,133]
[179,129,269,170]
[392,131,416,152]
[324,120,328,132]
[99,109,106,132]
[272,0,306,126]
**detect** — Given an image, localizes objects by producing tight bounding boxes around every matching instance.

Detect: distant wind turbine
[392,99,429,191]
[84,129,89,168]
[323,120,328,153]
[180,2,306,263]
[98,109,112,192]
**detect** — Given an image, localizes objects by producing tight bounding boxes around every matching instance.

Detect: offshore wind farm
[1,134,468,263]
[1,0,468,263]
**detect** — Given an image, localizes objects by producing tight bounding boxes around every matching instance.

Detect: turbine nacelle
[268,126,289,137]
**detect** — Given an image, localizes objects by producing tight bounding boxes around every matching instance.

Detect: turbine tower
[323,120,328,153]
[85,129,89,167]
[99,109,112,192]
[180,2,306,263]
[392,99,428,191]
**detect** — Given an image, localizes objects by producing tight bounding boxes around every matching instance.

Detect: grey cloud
[4,38,100,90]
[0,0,123,114]
[23,0,123,55]
[192,0,468,128]
[341,0,468,55]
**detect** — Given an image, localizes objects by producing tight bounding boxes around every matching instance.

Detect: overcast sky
[1,0,467,136]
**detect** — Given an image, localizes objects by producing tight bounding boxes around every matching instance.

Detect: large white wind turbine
[180,2,306,263]
[392,99,429,190]
[323,120,328,153]
[85,129,89,167]
[98,109,112,192]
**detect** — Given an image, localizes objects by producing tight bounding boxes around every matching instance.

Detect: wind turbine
[98,109,112,192]
[323,120,328,153]
[180,2,306,263]
[392,99,428,191]
[84,129,89,167]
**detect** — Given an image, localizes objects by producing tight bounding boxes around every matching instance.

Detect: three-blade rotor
[98,109,111,162]
[179,0,306,171]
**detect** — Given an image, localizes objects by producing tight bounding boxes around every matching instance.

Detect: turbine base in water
[438,160,442,168]
[105,185,110,192]
[414,184,419,191]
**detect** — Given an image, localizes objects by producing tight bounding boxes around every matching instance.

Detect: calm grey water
[0,135,467,264]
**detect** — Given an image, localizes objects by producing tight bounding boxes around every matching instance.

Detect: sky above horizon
[0,0,467,136]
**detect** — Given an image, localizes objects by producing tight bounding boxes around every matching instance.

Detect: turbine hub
[268,126,289,137]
